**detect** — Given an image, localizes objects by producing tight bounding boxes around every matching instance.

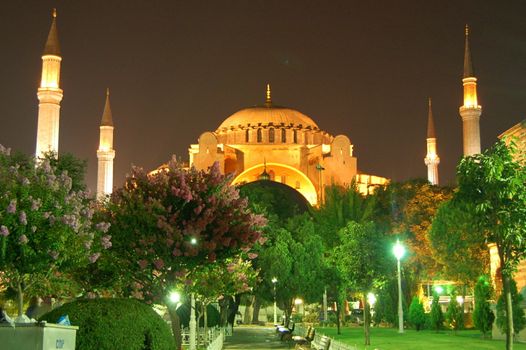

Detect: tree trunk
[336,299,341,335]
[219,297,229,328]
[204,304,209,346]
[503,273,514,350]
[252,297,261,324]
[167,303,183,350]
[364,295,371,346]
[17,281,24,317]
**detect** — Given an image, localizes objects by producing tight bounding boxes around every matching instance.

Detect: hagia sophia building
[32,10,526,306]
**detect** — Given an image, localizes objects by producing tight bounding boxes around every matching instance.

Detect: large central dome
[217,105,319,132]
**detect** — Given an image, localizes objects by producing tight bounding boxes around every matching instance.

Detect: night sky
[2,1,526,193]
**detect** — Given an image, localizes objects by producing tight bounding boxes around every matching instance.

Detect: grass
[317,326,526,350]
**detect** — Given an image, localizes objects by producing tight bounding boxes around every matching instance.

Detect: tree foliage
[0,146,109,317]
[453,139,526,350]
[445,293,463,333]
[497,279,526,337]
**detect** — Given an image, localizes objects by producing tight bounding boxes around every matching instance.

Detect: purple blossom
[88,253,101,263]
[19,234,28,244]
[43,212,50,219]
[100,235,112,249]
[7,200,16,214]
[0,144,11,155]
[0,226,9,237]
[21,177,30,186]
[248,252,258,260]
[95,222,111,233]
[19,211,27,225]
[153,258,164,270]
[31,198,41,211]
[83,240,92,250]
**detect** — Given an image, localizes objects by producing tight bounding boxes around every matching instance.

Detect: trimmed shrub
[408,296,426,331]
[40,298,175,350]
[445,294,464,332]
[430,292,444,332]
[496,279,526,337]
[473,275,494,338]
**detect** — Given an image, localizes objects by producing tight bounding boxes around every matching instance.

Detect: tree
[0,146,109,318]
[333,221,389,346]
[103,159,265,349]
[257,214,325,326]
[497,279,526,339]
[408,296,426,331]
[473,275,495,338]
[454,139,526,350]
[429,292,444,332]
[430,201,489,295]
[445,293,463,333]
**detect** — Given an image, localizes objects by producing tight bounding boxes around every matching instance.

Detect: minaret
[96,89,116,198]
[424,98,440,185]
[459,25,482,156]
[265,83,272,107]
[36,9,63,159]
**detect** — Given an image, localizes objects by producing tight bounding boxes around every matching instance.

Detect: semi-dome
[216,105,319,132]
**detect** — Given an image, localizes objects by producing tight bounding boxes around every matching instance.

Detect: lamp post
[272,277,278,324]
[189,293,197,350]
[393,239,405,334]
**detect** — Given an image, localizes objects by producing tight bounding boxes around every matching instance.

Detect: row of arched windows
[245,128,298,143]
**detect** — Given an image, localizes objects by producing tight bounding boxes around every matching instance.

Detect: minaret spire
[265,83,272,107]
[97,88,116,198]
[35,8,63,159]
[425,98,440,185]
[459,24,482,156]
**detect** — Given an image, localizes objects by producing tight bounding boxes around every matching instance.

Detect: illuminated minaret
[36,9,63,158]
[424,98,440,185]
[459,25,482,156]
[96,89,115,198]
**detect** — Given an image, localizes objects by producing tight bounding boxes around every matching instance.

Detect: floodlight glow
[272,277,278,284]
[434,286,444,294]
[456,296,464,305]
[294,298,303,305]
[190,237,197,245]
[367,293,377,306]
[169,291,181,304]
[393,240,405,260]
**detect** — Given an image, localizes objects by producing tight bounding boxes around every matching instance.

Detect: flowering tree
[105,159,266,348]
[0,146,110,318]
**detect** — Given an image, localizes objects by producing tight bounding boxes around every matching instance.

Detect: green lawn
[317,327,526,350]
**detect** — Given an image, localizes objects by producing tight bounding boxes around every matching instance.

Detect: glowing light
[367,293,377,306]
[272,277,278,284]
[456,296,464,305]
[294,298,303,305]
[169,291,181,304]
[393,240,405,260]
[434,286,444,294]
[190,237,197,245]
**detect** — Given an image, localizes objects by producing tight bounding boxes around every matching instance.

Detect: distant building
[188,84,387,205]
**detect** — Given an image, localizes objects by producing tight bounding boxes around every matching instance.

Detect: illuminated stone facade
[189,86,387,205]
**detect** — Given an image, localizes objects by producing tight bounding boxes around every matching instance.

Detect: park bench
[292,325,315,345]
[277,322,295,340]
[310,333,331,350]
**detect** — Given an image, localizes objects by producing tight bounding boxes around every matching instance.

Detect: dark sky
[2,1,526,193]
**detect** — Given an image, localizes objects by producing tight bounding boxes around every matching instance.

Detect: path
[223,325,290,349]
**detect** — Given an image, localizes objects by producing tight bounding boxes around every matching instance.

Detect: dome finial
[106,87,110,96]
[265,83,272,106]
[53,8,57,18]
[465,24,469,36]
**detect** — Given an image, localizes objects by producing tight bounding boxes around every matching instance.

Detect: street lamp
[169,291,181,304]
[393,239,405,334]
[272,277,278,324]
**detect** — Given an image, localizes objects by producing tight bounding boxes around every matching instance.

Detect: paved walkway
[223,326,290,349]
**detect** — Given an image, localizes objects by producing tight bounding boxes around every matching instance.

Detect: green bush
[408,296,426,331]
[430,292,444,332]
[496,279,526,336]
[473,275,494,338]
[40,298,175,350]
[445,294,464,332]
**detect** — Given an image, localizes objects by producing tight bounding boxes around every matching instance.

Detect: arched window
[281,129,286,143]
[245,129,249,143]
[269,128,275,143]
[257,128,262,143]
[293,130,298,144]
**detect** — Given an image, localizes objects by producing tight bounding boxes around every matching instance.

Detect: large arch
[231,162,318,205]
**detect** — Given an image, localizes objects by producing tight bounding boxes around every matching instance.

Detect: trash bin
[0,322,78,350]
